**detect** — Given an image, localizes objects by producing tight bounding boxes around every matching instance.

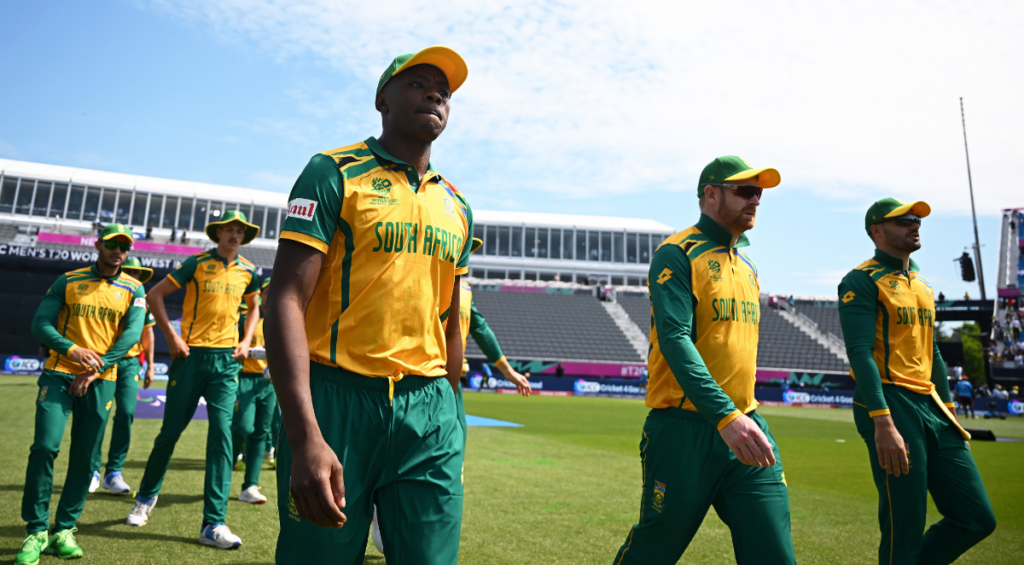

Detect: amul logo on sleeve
[287,198,318,221]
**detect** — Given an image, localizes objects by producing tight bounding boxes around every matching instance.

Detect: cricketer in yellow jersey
[267,46,472,565]
[17,224,147,564]
[839,198,995,564]
[614,156,795,565]
[90,257,157,496]
[129,210,260,549]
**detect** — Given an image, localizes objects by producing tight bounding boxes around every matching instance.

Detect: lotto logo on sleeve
[133,298,146,308]
[287,198,318,221]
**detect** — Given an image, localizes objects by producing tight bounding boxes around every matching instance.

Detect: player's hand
[70,371,100,397]
[873,415,909,476]
[503,369,532,397]
[290,436,347,529]
[68,347,104,374]
[719,415,776,467]
[232,342,250,362]
[143,366,154,389]
[168,334,190,359]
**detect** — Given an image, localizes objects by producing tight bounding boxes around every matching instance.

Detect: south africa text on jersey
[68,303,125,323]
[372,221,464,263]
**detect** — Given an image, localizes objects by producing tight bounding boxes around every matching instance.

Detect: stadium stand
[793,300,844,340]
[758,306,849,372]
[618,294,652,333]
[465,288,643,363]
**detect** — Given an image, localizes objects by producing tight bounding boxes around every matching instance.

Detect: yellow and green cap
[120,257,153,283]
[206,209,260,245]
[697,155,781,196]
[865,198,931,234]
[471,237,483,253]
[99,223,134,245]
[376,46,468,97]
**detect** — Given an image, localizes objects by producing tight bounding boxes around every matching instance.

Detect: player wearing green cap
[90,257,157,496]
[614,156,795,565]
[838,198,995,564]
[267,46,472,564]
[232,276,275,504]
[17,224,147,565]
[127,210,260,549]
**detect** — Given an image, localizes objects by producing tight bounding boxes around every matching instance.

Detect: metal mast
[960,97,986,299]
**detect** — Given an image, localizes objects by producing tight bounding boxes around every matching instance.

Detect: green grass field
[1,376,1022,564]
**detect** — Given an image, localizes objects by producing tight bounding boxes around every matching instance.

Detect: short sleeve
[455,193,474,275]
[168,256,199,288]
[279,154,344,254]
[143,307,156,328]
[243,270,259,296]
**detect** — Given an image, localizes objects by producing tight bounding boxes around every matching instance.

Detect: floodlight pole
[960,97,986,300]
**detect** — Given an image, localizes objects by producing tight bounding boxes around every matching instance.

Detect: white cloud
[143,0,1024,214]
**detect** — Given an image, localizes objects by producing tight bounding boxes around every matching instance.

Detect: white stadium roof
[0,158,676,232]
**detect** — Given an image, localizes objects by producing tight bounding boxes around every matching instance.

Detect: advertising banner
[755,369,855,390]
[754,387,855,408]
[467,358,648,378]
[1,354,46,374]
[37,232,204,256]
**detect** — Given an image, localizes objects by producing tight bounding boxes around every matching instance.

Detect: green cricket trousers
[137,348,240,526]
[614,407,796,565]
[232,372,277,489]
[854,384,996,565]
[91,355,142,474]
[276,364,464,565]
[22,370,115,533]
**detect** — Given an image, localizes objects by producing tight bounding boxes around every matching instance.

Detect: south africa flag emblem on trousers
[652,481,666,512]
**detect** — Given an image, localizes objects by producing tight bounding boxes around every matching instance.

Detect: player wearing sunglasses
[17,224,147,564]
[838,198,995,563]
[615,156,796,564]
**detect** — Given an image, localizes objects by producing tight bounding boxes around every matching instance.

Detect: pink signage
[536,361,647,378]
[37,232,204,255]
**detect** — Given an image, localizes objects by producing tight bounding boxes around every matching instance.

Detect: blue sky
[2,0,1021,298]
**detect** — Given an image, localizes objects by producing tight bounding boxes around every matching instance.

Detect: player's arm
[97,284,147,370]
[266,152,347,529]
[931,335,954,406]
[141,324,156,388]
[470,301,530,396]
[149,258,195,358]
[443,277,463,395]
[650,245,774,467]
[31,275,103,371]
[233,291,260,361]
[839,271,908,476]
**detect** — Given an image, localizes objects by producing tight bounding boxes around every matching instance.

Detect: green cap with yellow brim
[697,155,780,196]
[206,210,260,245]
[120,257,153,284]
[99,223,135,245]
[376,46,468,97]
[865,198,931,234]
[471,237,482,253]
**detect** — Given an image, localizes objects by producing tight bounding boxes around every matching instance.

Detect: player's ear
[375,91,388,114]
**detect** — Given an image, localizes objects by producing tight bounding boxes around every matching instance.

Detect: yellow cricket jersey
[645,214,761,429]
[459,280,473,353]
[838,250,954,416]
[168,249,260,348]
[281,137,473,378]
[33,265,148,381]
[126,306,156,359]
[240,315,266,374]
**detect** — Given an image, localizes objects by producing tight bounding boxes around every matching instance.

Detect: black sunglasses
[103,239,132,252]
[712,183,763,200]
[877,214,922,228]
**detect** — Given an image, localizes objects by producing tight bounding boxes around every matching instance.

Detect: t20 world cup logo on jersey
[708,260,722,282]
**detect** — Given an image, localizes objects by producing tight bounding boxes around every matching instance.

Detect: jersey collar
[696,213,750,249]
[90,263,122,281]
[364,136,441,189]
[873,249,920,273]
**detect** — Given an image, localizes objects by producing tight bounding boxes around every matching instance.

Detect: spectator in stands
[170,228,177,243]
[964,292,970,300]
[952,365,963,379]
[954,376,975,419]
[144,226,152,240]
[181,230,188,244]
[1012,386,1020,398]
[1012,317,1021,340]
[555,363,565,377]
[938,291,945,302]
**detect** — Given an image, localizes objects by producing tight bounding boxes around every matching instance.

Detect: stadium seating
[758,307,849,372]
[793,300,845,340]
[466,289,643,362]
[618,294,652,333]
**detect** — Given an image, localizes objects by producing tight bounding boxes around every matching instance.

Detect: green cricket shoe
[44,528,83,560]
[15,531,47,565]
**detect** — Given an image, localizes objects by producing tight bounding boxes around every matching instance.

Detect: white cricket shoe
[101,472,131,495]
[371,505,384,554]
[199,524,242,549]
[88,471,100,493]
[126,495,157,527]
[238,486,267,504]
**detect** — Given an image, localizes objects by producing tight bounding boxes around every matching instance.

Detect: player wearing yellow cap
[90,257,157,496]
[267,46,472,564]
[838,198,995,564]
[232,277,275,504]
[16,224,146,564]
[127,210,260,549]
[614,157,795,565]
